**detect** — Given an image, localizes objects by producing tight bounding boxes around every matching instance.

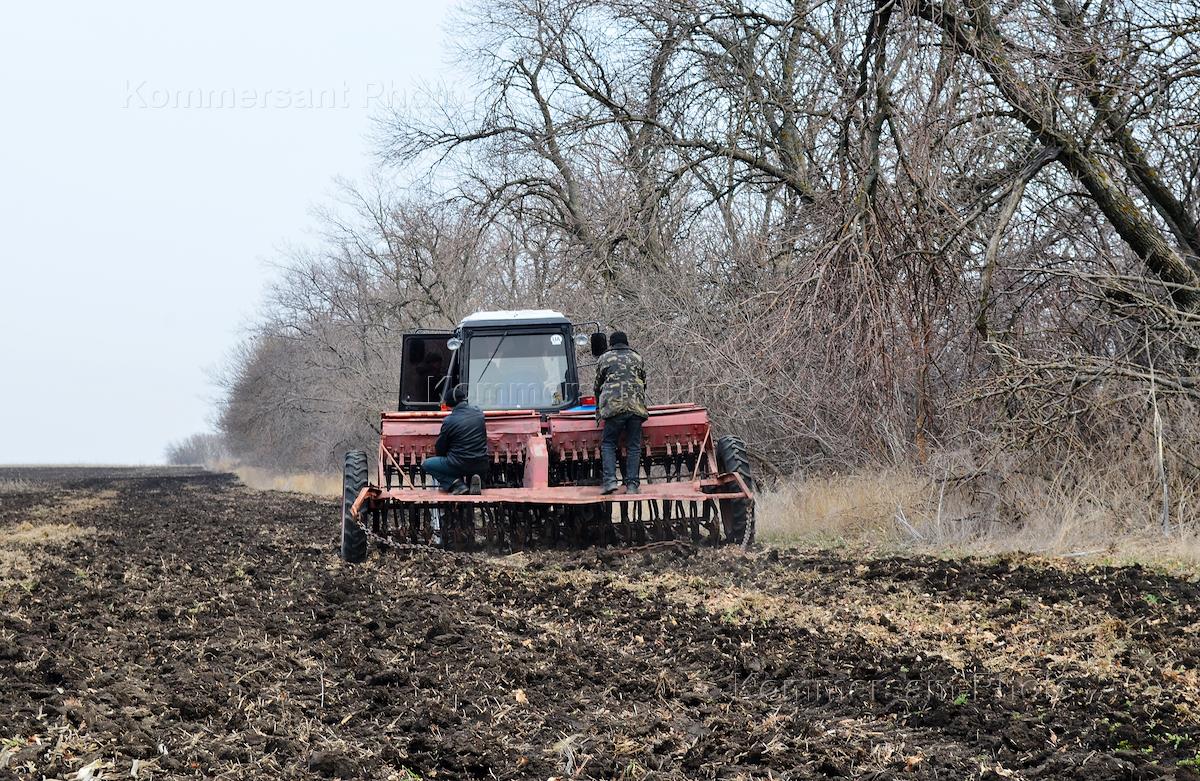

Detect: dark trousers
[424,457,488,489]
[422,456,460,489]
[601,413,644,487]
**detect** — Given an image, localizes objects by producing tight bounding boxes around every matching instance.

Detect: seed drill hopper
[340,310,754,560]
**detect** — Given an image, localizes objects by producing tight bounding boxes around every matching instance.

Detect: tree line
[215,0,1200,529]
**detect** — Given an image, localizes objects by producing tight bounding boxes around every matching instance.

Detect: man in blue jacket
[423,385,488,495]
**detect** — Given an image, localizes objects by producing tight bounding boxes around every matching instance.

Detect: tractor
[339,310,754,560]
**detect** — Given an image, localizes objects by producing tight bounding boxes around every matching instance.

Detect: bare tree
[164,433,227,466]
[225,0,1200,530]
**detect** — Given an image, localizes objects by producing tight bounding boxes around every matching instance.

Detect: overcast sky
[0,2,460,464]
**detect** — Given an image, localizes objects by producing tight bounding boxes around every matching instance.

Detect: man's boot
[469,475,482,495]
[624,484,640,495]
[444,479,469,495]
[601,480,620,495]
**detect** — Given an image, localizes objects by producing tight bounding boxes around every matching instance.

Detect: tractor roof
[459,309,570,328]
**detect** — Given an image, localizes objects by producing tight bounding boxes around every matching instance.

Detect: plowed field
[1,468,1198,779]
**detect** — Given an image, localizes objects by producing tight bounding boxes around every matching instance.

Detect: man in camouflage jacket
[594,331,648,494]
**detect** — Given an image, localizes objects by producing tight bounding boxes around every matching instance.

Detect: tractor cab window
[398,334,452,408]
[467,332,571,410]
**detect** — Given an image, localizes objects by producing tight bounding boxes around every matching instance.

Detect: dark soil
[1,467,1197,780]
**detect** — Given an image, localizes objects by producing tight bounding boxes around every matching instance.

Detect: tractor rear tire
[341,450,369,563]
[716,436,753,544]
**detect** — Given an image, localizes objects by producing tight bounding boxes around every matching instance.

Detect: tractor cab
[397,310,601,413]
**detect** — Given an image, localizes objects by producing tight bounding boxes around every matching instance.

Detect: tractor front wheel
[340,450,369,563]
[716,436,754,544]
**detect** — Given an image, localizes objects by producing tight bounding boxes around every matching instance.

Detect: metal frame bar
[358,474,750,510]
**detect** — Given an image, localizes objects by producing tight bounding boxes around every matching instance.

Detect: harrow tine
[703,500,720,546]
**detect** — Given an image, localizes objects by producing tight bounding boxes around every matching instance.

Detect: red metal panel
[546,415,603,460]
[381,405,709,465]
[642,408,710,457]
[380,417,441,465]
[523,435,549,487]
[547,404,711,459]
[380,410,542,464]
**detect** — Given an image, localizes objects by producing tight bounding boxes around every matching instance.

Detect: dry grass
[755,464,1200,570]
[0,522,96,590]
[0,549,29,589]
[0,479,33,494]
[755,469,929,544]
[945,463,1200,570]
[0,522,93,546]
[0,490,112,590]
[222,463,342,497]
[13,491,119,527]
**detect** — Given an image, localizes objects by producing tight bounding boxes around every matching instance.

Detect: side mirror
[590,332,608,357]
